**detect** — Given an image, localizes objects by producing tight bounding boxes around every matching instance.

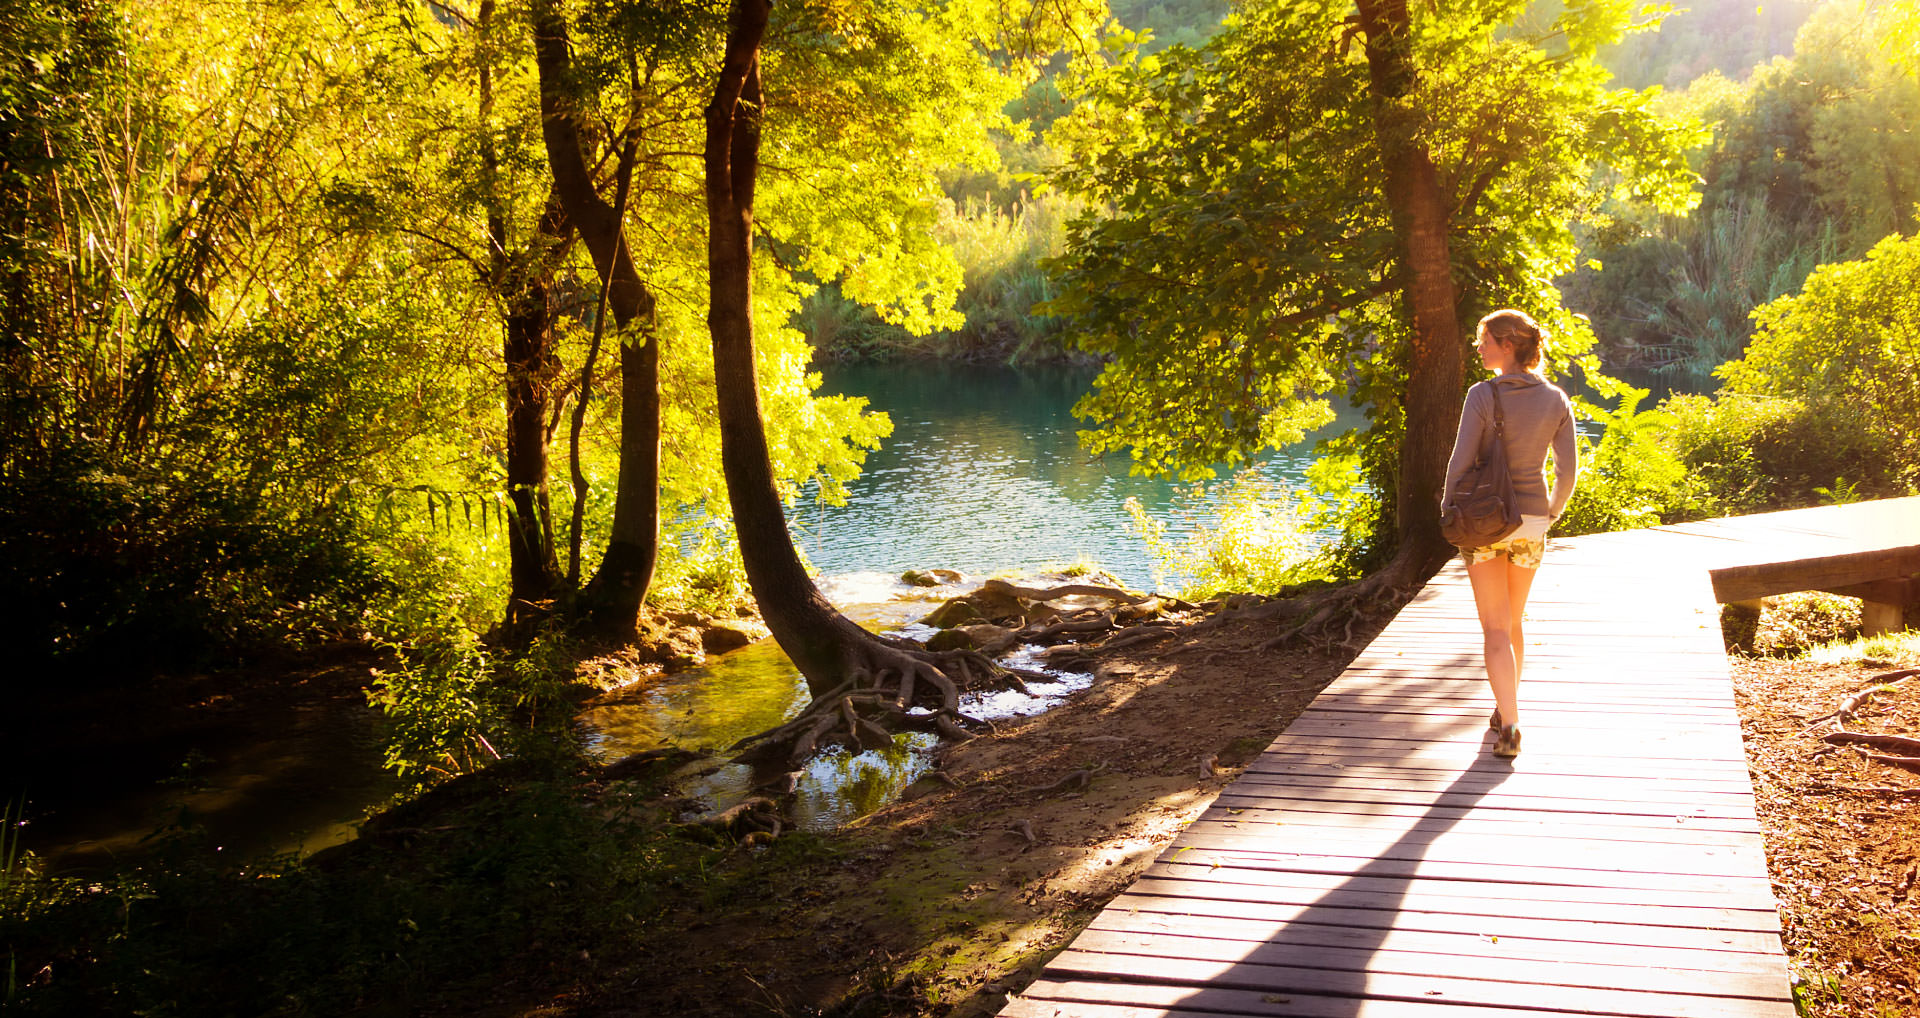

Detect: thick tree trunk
[704,0,891,695]
[502,194,569,624]
[482,0,567,630]
[1357,0,1462,585]
[531,1,661,636]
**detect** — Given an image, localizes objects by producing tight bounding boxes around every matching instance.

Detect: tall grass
[1617,198,1837,388]
[1125,471,1362,600]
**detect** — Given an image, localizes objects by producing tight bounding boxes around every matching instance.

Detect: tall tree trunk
[1357,0,1461,584]
[704,0,875,694]
[501,193,569,626]
[482,0,567,630]
[531,0,661,637]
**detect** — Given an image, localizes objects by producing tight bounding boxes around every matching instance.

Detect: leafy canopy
[1042,0,1699,481]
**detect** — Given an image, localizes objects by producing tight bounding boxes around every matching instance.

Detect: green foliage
[1124,460,1366,599]
[1750,591,1862,657]
[799,195,1084,364]
[1572,1,1920,380]
[1108,0,1229,51]
[1597,0,1815,90]
[1553,372,1712,535]
[1805,629,1920,668]
[1718,231,1920,495]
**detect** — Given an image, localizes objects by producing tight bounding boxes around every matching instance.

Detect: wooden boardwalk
[1003,497,1920,1018]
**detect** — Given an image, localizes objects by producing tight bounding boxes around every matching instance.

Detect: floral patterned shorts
[1460,535,1545,570]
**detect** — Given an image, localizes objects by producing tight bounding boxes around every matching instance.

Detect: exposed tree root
[1101,625,1179,651]
[1801,668,1920,731]
[599,746,705,781]
[1826,732,1920,756]
[730,634,1030,769]
[1255,572,1421,652]
[1863,753,1920,776]
[682,796,785,847]
[1018,763,1105,797]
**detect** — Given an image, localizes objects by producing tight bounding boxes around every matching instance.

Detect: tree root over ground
[729,569,1418,774]
[1808,667,1920,776]
[730,582,1184,771]
[728,635,1055,771]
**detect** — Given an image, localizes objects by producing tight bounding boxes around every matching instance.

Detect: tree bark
[481,0,567,629]
[531,0,662,637]
[1356,0,1462,585]
[501,193,570,624]
[703,0,891,695]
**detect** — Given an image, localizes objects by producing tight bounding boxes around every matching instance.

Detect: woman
[1443,309,1577,758]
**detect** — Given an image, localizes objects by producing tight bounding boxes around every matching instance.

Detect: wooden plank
[1204,793,1761,834]
[1132,867,1783,925]
[1157,846,1775,904]
[1066,927,1788,994]
[1232,766,1759,800]
[1041,952,1791,1018]
[1005,983,1602,1018]
[1202,804,1766,847]
[1223,772,1758,807]
[1102,893,1785,953]
[1175,822,1767,878]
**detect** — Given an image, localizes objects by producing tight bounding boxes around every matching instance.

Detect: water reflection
[801,362,1363,587]
[579,580,1096,830]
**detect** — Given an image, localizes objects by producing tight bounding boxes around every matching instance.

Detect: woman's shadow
[1058,691,1528,1015]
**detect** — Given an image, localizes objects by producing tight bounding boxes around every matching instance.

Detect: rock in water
[925,628,977,652]
[922,598,980,629]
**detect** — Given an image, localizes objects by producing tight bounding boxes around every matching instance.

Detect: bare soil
[1732,655,1920,1016]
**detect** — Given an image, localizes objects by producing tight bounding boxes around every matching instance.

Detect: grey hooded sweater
[1442,372,1578,521]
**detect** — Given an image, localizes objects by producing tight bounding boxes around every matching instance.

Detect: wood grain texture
[999,498,1920,1018]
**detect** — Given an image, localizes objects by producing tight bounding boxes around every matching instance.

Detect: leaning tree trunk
[703,0,1008,767]
[1357,0,1462,587]
[704,0,873,691]
[532,0,662,637]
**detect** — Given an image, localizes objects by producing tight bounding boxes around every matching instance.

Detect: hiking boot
[1493,724,1522,758]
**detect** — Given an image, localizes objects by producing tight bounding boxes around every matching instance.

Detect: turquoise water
[796,361,1362,589]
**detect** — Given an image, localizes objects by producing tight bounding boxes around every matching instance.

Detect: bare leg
[1466,555,1519,729]
[1507,558,1538,687]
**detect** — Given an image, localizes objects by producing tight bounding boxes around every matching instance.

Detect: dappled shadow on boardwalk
[1030,714,1515,1016]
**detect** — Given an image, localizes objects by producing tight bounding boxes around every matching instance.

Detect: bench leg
[1862,600,1905,637]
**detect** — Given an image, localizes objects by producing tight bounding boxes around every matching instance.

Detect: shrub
[1717,231,1920,496]
[1750,591,1862,657]
[1554,374,1715,536]
[1125,461,1366,600]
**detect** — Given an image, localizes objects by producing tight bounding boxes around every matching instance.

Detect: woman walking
[1444,309,1578,758]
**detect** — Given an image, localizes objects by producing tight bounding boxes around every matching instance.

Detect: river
[797,361,1362,587]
